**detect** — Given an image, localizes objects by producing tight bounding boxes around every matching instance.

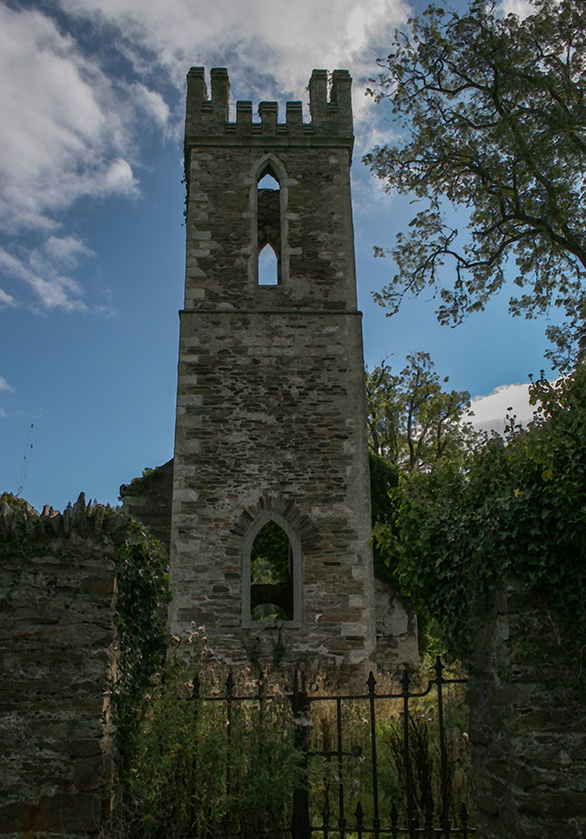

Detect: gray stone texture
[374,578,418,671]
[169,68,377,674]
[120,459,174,551]
[0,498,125,839]
[468,586,586,838]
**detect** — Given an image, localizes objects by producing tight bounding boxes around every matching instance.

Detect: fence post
[291,670,311,839]
[435,657,452,834]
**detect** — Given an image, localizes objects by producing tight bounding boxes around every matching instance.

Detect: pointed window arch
[252,156,288,287]
[242,510,302,627]
[250,520,293,620]
[258,243,279,286]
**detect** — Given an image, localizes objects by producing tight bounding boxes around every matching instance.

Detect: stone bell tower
[169,67,376,672]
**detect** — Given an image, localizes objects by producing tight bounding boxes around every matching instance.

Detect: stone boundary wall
[0,497,129,839]
[120,459,174,552]
[468,586,586,838]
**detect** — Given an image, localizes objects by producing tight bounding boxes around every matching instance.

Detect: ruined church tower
[169,67,376,672]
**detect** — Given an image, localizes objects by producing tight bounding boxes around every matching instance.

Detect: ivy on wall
[373,364,586,666]
[109,515,170,772]
[0,499,170,771]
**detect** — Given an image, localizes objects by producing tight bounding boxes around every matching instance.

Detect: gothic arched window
[242,511,302,627]
[255,162,284,286]
[250,520,293,620]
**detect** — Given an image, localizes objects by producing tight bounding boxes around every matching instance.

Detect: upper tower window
[258,173,279,190]
[258,244,279,286]
[257,166,281,286]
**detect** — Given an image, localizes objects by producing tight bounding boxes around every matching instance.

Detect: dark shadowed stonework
[0,498,119,839]
[120,459,173,550]
[469,586,586,838]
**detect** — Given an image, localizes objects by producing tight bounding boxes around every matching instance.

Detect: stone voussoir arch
[232,496,319,629]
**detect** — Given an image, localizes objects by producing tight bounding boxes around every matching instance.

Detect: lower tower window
[242,509,303,628]
[250,521,292,620]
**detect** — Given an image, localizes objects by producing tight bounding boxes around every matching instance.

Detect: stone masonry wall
[171,308,376,674]
[0,497,123,839]
[120,459,174,552]
[171,68,378,676]
[468,586,586,838]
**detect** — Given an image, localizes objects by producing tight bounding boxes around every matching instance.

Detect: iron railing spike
[225,671,234,697]
[367,670,377,695]
[190,674,201,699]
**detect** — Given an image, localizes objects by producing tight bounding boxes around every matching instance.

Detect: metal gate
[192,659,475,838]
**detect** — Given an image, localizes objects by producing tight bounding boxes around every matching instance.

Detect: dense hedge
[374,364,586,664]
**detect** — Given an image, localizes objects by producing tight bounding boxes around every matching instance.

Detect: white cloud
[498,0,533,18]
[468,382,537,434]
[44,235,94,268]
[0,0,411,311]
[0,240,89,312]
[60,0,411,107]
[0,0,411,239]
[0,288,16,308]
[0,375,13,392]
[0,2,165,234]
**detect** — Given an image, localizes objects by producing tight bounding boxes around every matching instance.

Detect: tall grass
[110,640,472,838]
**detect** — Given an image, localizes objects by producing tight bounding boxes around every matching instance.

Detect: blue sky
[0,0,551,512]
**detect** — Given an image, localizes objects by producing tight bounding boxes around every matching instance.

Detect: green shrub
[114,632,301,839]
[374,363,586,666]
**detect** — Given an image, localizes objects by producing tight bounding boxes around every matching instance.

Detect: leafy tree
[366,352,477,471]
[373,362,586,662]
[369,451,400,584]
[365,0,586,369]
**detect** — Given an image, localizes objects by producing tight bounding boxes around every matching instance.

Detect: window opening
[258,173,279,190]
[257,167,281,285]
[258,244,279,286]
[250,520,293,621]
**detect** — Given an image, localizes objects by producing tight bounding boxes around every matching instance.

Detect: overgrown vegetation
[110,515,170,774]
[0,492,27,511]
[373,363,586,665]
[111,635,472,838]
[120,464,168,497]
[112,633,301,839]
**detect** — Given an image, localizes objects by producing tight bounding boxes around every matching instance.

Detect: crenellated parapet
[185,67,353,145]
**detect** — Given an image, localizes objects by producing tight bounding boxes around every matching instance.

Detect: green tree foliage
[369,451,399,585]
[373,363,586,662]
[251,520,290,582]
[365,0,586,369]
[366,352,477,471]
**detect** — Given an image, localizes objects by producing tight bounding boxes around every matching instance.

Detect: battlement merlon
[185,67,353,148]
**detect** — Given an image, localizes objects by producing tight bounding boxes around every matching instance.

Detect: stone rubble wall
[120,459,174,552]
[374,578,418,672]
[468,586,586,839]
[0,496,127,839]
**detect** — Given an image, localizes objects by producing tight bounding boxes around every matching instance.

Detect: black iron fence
[190,659,474,838]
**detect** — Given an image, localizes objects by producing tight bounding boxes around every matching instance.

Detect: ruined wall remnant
[468,586,586,839]
[120,459,174,552]
[0,496,165,839]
